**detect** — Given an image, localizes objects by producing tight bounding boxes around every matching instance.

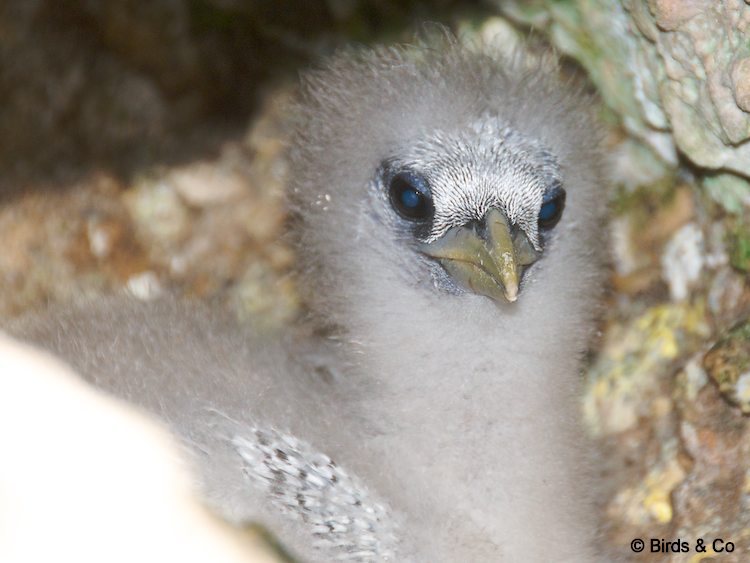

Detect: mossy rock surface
[704,321,750,413]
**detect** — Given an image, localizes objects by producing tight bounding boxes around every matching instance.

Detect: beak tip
[502,277,519,303]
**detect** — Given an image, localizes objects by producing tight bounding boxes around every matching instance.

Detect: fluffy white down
[9,31,609,562]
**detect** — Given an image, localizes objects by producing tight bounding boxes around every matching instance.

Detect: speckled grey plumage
[10,30,609,562]
[232,426,397,559]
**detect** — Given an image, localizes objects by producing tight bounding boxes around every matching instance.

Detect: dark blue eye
[400,188,421,209]
[389,172,433,221]
[538,188,565,229]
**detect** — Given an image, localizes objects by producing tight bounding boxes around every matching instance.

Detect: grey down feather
[10,30,609,562]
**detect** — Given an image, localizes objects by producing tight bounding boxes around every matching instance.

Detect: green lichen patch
[703,173,750,217]
[727,222,750,273]
[584,301,709,436]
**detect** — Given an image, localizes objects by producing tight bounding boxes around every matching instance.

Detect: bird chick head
[290,30,605,321]
[379,117,564,303]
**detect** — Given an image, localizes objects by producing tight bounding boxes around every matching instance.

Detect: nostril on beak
[476,211,520,244]
[468,218,483,236]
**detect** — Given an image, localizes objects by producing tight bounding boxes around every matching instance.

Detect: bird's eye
[389,172,433,221]
[538,188,566,230]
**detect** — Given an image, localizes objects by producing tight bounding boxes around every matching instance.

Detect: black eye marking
[388,171,434,221]
[538,186,566,230]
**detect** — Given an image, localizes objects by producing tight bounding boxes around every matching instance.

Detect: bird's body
[10,32,608,562]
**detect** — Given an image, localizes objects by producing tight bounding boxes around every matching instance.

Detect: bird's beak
[419,208,539,303]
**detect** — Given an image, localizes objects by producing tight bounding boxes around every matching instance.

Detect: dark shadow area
[0,0,492,200]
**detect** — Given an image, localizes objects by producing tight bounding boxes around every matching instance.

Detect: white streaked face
[377,117,567,303]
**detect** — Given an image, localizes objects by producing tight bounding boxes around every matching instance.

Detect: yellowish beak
[419,209,539,303]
